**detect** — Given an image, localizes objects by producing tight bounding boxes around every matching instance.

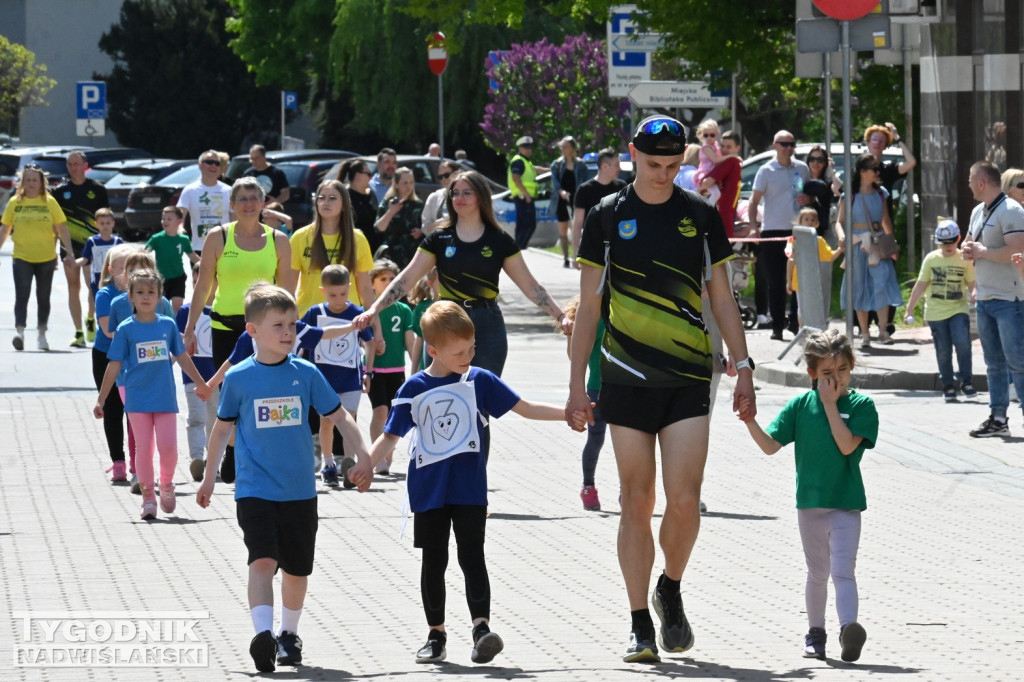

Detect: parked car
[325,155,505,202]
[101,160,193,239]
[86,158,173,186]
[32,148,153,187]
[492,171,559,248]
[739,143,904,201]
[124,165,201,240]
[0,145,96,211]
[580,151,635,183]
[224,149,357,183]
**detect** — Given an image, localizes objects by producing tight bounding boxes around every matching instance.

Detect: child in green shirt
[145,206,199,313]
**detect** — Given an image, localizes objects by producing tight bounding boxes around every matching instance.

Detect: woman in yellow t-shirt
[289,179,374,318]
[0,165,76,351]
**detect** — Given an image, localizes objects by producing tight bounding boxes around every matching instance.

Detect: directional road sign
[607,5,654,97]
[628,81,729,109]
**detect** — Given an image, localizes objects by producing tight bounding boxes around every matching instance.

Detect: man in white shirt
[421,160,458,234]
[177,150,233,253]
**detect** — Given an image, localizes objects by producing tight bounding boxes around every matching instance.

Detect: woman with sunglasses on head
[374,167,424,269]
[0,165,76,351]
[355,170,570,376]
[837,154,902,349]
[421,160,459,236]
[802,146,842,237]
[338,159,380,255]
[550,136,589,268]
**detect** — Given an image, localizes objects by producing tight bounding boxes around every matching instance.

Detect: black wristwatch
[735,357,756,372]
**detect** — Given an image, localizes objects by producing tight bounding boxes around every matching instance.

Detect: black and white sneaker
[415,630,447,663]
[803,626,827,660]
[622,627,660,663]
[249,630,277,673]
[470,622,503,664]
[943,386,958,403]
[961,382,978,397]
[839,622,867,662]
[969,416,1009,438]
[651,575,694,653]
[276,630,303,666]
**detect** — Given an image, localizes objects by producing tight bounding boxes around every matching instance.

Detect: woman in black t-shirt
[339,158,382,254]
[355,170,571,375]
[549,136,589,268]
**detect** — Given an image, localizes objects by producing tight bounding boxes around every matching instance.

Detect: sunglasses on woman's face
[438,172,453,180]
[1016,182,1024,189]
[807,157,826,163]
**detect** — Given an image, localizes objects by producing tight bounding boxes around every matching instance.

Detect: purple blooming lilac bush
[481,34,629,156]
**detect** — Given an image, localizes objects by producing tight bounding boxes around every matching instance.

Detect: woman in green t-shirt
[0,165,76,351]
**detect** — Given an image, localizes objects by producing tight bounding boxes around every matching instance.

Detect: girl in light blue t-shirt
[94,269,211,521]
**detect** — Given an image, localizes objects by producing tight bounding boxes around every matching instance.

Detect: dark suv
[32,148,153,187]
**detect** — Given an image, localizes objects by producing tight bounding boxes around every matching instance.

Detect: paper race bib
[314,314,360,367]
[136,340,169,363]
[399,376,481,469]
[194,311,213,358]
[254,396,303,429]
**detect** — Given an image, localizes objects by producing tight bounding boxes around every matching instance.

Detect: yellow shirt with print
[290,225,373,313]
[1,194,67,263]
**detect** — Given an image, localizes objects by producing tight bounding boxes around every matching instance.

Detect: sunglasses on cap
[637,119,683,136]
[775,141,796,148]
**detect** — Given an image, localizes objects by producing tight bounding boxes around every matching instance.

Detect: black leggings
[416,505,489,627]
[92,347,125,462]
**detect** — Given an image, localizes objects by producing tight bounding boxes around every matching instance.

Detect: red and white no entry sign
[427,32,447,76]
[812,0,880,21]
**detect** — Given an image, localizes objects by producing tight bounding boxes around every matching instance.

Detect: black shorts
[163,274,186,300]
[556,198,571,223]
[236,497,318,576]
[368,371,405,409]
[60,241,86,260]
[599,382,710,434]
[414,504,487,550]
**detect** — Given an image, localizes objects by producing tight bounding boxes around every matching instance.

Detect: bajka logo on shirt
[136,340,168,363]
[677,217,697,238]
[618,219,637,239]
[255,396,302,428]
[444,246,456,258]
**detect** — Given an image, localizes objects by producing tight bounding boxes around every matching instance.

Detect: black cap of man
[631,116,687,156]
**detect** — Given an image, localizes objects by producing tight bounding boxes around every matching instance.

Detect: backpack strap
[594,186,630,295]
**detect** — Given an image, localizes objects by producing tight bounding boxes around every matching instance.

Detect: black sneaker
[651,578,694,653]
[470,623,504,664]
[803,626,827,660]
[839,622,866,662]
[276,630,302,666]
[961,382,978,397]
[622,627,660,663]
[249,630,277,673]
[415,630,447,664]
[220,446,236,483]
[943,386,957,403]
[969,416,1009,438]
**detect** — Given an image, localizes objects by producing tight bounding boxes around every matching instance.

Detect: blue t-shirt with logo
[176,304,215,383]
[107,315,185,413]
[108,292,175,386]
[226,320,325,366]
[299,302,373,393]
[93,282,122,354]
[218,355,341,501]
[384,367,520,513]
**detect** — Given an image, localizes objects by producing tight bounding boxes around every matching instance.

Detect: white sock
[323,456,336,468]
[250,605,273,634]
[280,606,302,635]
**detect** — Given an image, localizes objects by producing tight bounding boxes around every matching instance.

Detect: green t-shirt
[376,301,413,369]
[145,231,194,279]
[586,318,605,393]
[411,299,436,369]
[765,388,877,511]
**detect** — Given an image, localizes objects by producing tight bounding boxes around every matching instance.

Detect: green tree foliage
[96,0,281,157]
[0,36,55,134]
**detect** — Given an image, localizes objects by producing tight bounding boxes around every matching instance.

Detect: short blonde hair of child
[695,119,720,137]
[94,207,115,221]
[798,207,819,224]
[320,263,350,286]
[803,328,855,374]
[98,244,139,288]
[369,258,400,282]
[420,300,474,347]
[128,267,162,296]
[244,282,297,323]
[124,248,156,273]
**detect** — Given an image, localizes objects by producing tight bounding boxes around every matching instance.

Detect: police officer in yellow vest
[508,136,547,249]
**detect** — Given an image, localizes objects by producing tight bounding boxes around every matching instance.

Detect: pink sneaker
[159,484,176,514]
[140,487,158,520]
[106,461,128,482]
[580,486,601,511]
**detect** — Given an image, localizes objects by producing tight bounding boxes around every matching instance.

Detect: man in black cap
[507,136,547,249]
[567,115,756,663]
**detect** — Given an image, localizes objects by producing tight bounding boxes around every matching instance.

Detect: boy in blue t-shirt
[298,264,373,487]
[349,301,585,666]
[196,284,370,674]
[74,208,123,344]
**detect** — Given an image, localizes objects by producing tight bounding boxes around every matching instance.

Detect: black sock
[631,608,654,633]
[657,572,681,595]
[428,629,446,644]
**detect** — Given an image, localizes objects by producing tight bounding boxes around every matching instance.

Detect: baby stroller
[730,240,758,329]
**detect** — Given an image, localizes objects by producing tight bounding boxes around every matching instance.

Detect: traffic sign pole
[280,91,285,150]
[427,33,448,157]
[841,20,854,341]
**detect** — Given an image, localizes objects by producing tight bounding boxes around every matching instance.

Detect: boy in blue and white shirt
[196,284,369,674]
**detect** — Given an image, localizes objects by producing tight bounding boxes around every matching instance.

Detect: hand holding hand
[348,460,374,492]
[352,312,373,331]
[195,381,212,402]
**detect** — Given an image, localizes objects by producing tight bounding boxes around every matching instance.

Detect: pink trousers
[126,411,178,490]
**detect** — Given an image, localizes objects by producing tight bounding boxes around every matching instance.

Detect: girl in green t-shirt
[738,329,878,665]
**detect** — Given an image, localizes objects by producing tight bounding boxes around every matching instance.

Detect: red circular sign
[812,0,879,20]
[427,32,447,76]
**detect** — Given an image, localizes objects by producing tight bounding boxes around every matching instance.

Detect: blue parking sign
[76,81,106,119]
[283,92,298,111]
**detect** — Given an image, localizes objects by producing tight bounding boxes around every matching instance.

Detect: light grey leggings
[798,508,861,629]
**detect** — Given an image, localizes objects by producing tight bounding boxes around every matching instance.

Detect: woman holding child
[355,170,571,376]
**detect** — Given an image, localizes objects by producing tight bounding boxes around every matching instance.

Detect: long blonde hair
[309,179,356,273]
[383,167,416,202]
